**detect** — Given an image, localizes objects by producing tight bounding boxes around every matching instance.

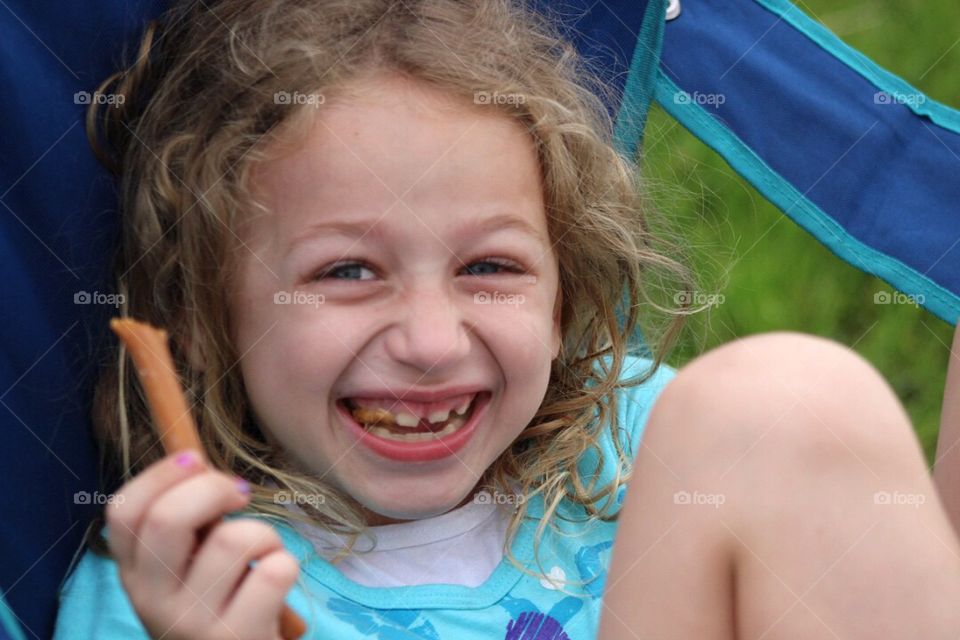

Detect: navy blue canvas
[657,0,960,322]
[529,0,651,119]
[0,3,167,637]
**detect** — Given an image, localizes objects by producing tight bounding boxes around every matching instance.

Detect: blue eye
[460,258,522,276]
[314,262,376,281]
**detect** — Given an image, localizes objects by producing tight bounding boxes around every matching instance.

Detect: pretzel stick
[110,317,307,640]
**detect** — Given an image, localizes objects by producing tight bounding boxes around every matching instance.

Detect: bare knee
[646,331,922,474]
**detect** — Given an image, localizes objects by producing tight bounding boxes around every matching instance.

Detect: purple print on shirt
[504,609,571,639]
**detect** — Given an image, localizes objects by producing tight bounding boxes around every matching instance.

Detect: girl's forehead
[255,74,536,176]
[248,77,546,236]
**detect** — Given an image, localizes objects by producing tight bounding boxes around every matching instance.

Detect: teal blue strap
[0,594,28,640]
[755,0,960,135]
[612,0,667,356]
[613,0,669,160]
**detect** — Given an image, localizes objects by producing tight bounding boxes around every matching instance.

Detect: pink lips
[337,391,490,463]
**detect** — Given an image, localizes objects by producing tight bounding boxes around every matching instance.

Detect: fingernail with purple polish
[175,451,197,467]
[235,478,251,495]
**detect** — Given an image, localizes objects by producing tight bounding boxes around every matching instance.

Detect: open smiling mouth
[339,392,488,442]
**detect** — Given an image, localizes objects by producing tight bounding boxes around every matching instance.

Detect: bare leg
[934,321,960,537]
[598,331,960,640]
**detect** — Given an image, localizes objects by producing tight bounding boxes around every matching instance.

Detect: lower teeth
[365,414,467,442]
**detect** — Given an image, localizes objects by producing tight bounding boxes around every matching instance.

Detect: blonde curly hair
[84,0,699,595]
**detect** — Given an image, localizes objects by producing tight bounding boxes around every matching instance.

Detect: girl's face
[231,73,560,526]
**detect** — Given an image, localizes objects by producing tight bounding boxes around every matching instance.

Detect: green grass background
[642,0,960,464]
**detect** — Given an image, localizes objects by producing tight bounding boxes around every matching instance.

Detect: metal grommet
[666,0,681,21]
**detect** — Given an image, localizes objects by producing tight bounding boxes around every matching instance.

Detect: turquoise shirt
[54,355,677,639]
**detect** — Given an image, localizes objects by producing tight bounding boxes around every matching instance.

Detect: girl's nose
[385,289,471,374]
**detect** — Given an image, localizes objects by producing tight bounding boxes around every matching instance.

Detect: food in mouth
[351,407,397,426]
[345,392,482,442]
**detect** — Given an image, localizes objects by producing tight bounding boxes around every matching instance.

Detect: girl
[55,0,960,638]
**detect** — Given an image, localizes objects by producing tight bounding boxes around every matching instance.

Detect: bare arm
[933,318,960,537]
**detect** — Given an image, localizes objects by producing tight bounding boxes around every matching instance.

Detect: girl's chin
[355,490,478,525]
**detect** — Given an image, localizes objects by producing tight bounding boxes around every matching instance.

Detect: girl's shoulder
[615,353,679,431]
[573,354,679,515]
[592,351,679,428]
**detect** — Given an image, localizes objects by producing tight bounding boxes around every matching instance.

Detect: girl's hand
[105,451,300,640]
[934,318,960,538]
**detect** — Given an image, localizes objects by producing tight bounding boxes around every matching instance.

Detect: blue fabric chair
[0,4,167,637]
[2,1,957,637]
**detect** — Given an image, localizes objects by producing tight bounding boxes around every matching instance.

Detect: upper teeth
[392,401,471,427]
[351,393,476,428]
[395,412,422,427]
[428,409,451,423]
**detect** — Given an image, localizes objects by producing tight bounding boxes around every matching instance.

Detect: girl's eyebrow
[287,212,546,252]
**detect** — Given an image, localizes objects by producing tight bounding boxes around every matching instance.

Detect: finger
[219,550,300,640]
[182,519,286,619]
[132,470,251,596]
[106,450,206,564]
